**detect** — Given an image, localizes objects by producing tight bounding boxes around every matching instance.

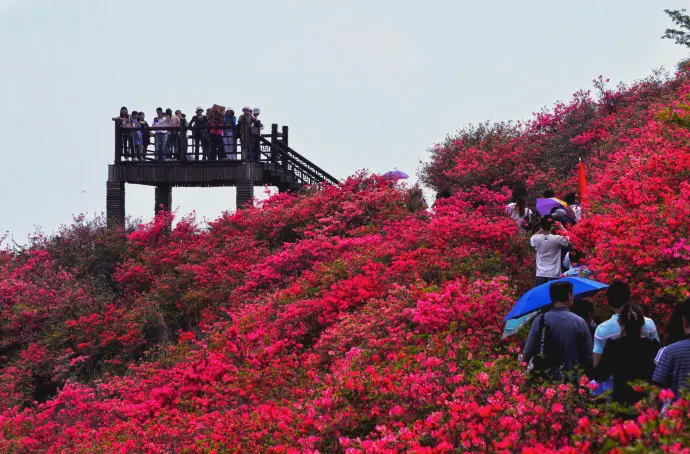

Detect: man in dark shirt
[653,298,690,399]
[188,107,208,161]
[524,281,593,380]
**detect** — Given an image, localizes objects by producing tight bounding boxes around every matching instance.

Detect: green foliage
[663,9,690,48]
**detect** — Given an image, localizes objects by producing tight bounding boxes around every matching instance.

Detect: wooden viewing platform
[106,122,338,227]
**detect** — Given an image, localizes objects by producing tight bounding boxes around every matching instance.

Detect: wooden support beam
[236,180,254,209]
[154,184,172,215]
[106,181,125,228]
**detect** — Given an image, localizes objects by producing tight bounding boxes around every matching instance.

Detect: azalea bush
[0,65,690,452]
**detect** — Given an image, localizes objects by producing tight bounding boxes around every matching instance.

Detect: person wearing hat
[237,106,256,161]
[188,107,208,160]
[251,107,264,162]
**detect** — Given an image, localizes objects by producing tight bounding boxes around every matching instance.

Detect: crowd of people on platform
[112,105,264,162]
[507,185,690,414]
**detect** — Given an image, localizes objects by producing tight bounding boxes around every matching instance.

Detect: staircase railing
[256,136,338,186]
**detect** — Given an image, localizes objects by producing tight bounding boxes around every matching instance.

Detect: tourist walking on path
[593,303,660,406]
[530,216,570,286]
[523,281,593,381]
[653,298,690,399]
[593,281,659,367]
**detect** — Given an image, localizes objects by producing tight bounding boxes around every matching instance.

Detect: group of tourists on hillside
[112,105,264,162]
[507,187,690,411]
[523,281,690,406]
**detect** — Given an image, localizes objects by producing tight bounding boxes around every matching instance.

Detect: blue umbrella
[504,277,608,322]
[382,170,409,180]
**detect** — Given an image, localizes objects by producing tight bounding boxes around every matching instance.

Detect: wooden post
[271,123,278,163]
[236,180,254,209]
[281,125,289,147]
[232,125,239,161]
[114,123,122,163]
[154,184,172,215]
[106,181,125,227]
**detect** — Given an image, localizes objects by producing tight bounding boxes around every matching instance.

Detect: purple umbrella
[382,170,409,180]
[535,198,570,217]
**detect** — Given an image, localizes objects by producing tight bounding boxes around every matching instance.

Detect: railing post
[114,122,122,163]
[281,125,289,147]
[271,124,278,163]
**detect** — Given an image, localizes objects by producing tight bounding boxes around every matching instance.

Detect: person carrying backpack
[523,281,593,382]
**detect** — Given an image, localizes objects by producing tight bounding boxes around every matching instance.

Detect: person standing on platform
[138,112,150,159]
[251,107,264,162]
[238,106,255,161]
[165,108,180,160]
[152,107,168,161]
[223,109,237,159]
[188,107,207,160]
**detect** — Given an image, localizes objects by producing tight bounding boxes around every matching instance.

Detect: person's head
[195,107,203,117]
[562,192,577,205]
[682,298,690,336]
[569,250,584,266]
[242,106,251,114]
[156,107,163,117]
[664,298,690,344]
[540,215,553,232]
[131,110,138,119]
[120,106,128,118]
[206,108,211,115]
[175,109,182,117]
[515,196,527,213]
[543,189,555,198]
[229,109,235,117]
[138,112,145,121]
[618,303,645,338]
[606,280,631,310]
[511,184,527,203]
[165,108,173,117]
[572,298,593,321]
[550,281,574,307]
[253,107,261,117]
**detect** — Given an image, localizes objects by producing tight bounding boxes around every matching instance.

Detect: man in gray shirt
[524,281,593,379]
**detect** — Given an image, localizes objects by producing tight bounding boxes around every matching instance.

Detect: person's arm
[592,325,604,367]
[592,340,613,381]
[646,319,660,342]
[580,319,594,374]
[529,235,538,248]
[652,349,673,390]
[523,315,542,362]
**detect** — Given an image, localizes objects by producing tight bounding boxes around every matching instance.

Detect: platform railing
[113,122,337,186]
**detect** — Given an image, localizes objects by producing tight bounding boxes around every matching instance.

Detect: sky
[1,0,688,243]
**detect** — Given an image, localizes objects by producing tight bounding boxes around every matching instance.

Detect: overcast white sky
[1,0,688,242]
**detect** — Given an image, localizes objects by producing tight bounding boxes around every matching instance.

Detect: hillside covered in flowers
[1,65,690,452]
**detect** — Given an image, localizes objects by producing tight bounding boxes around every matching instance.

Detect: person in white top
[530,216,570,286]
[505,197,533,230]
